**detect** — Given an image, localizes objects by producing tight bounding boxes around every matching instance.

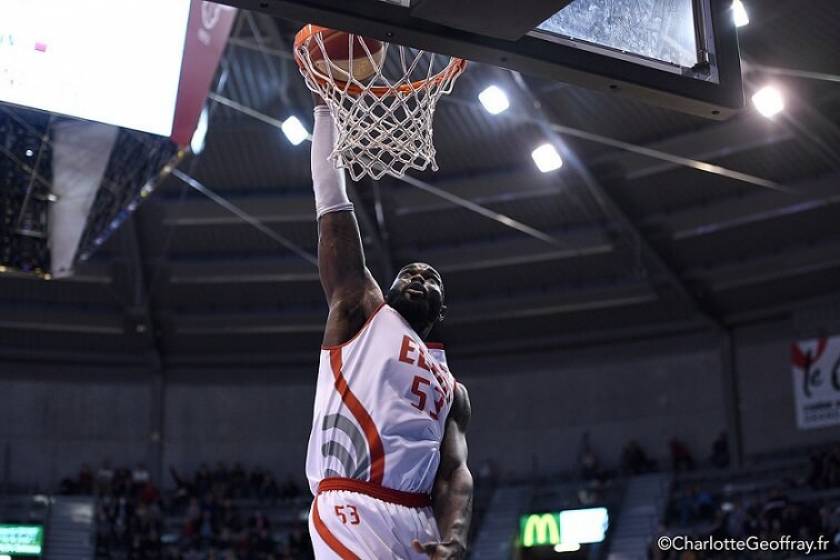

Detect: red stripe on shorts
[319,477,432,508]
[313,497,360,560]
[329,348,385,485]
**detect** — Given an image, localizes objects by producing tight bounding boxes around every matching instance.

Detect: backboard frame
[218,0,743,119]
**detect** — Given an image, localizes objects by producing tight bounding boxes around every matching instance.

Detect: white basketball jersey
[306,304,456,495]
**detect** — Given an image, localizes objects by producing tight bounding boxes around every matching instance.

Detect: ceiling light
[282,116,309,146]
[752,85,784,118]
[531,143,563,173]
[732,0,749,27]
[478,85,510,115]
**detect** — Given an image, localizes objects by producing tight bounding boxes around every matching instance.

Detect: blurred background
[0,0,839,559]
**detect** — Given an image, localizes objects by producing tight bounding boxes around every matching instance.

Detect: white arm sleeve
[311,106,354,219]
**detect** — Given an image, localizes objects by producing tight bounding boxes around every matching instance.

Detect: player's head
[385,262,446,338]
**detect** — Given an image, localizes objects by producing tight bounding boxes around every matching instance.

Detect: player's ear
[438,304,447,323]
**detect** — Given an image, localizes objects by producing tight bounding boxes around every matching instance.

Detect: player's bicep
[439,384,471,479]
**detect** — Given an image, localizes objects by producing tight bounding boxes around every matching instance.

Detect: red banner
[170,1,237,146]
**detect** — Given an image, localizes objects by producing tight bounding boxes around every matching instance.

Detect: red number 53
[334,505,360,525]
[409,375,444,419]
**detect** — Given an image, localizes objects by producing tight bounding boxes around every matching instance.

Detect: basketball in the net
[309,30,385,82]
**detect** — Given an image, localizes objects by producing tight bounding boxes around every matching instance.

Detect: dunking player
[305,94,473,560]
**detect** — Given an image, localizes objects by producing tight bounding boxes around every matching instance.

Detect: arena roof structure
[0,0,838,370]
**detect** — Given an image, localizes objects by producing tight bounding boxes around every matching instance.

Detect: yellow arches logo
[520,513,561,547]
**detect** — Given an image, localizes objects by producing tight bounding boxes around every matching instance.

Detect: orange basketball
[308,29,385,82]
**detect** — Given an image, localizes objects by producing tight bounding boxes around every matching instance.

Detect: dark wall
[1,313,839,490]
[163,375,314,479]
[0,365,149,490]
[459,333,725,477]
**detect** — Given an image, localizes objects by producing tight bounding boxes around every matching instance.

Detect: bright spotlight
[190,105,209,155]
[531,143,563,173]
[752,85,785,118]
[282,116,310,146]
[478,85,510,115]
[732,0,749,27]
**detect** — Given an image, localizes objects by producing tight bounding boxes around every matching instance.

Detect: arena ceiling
[1,0,838,369]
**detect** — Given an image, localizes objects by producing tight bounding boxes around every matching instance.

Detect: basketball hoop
[294,25,467,181]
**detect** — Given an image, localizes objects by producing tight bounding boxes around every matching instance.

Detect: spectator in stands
[259,471,280,504]
[578,431,601,482]
[722,498,748,538]
[97,459,115,495]
[709,432,730,469]
[87,461,313,559]
[279,475,301,502]
[79,463,94,494]
[286,523,314,559]
[809,443,840,489]
[195,463,212,497]
[133,462,151,492]
[669,437,694,472]
[230,462,247,498]
[621,439,657,475]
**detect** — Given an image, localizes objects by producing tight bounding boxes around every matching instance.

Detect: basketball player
[305,95,473,560]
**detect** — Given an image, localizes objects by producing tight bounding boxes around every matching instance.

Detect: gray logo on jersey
[321,413,371,479]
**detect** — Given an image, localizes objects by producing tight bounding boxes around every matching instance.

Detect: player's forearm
[317,212,370,297]
[311,106,353,219]
[432,464,474,551]
[311,106,367,299]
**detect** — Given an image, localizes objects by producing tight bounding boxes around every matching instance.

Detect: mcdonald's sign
[520,513,561,547]
[519,508,609,549]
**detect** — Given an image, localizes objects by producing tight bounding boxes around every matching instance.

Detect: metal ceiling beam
[347,181,395,284]
[173,170,318,266]
[162,318,712,368]
[212,36,779,190]
[207,90,569,247]
[741,56,840,172]
[112,216,165,370]
[745,63,840,84]
[0,320,121,334]
[632,172,840,241]
[170,285,656,334]
[112,215,168,484]
[589,115,796,181]
[0,348,148,366]
[441,96,788,192]
[511,71,722,330]
[371,181,396,281]
[684,237,840,290]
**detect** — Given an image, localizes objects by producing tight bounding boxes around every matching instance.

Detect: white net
[295,27,466,181]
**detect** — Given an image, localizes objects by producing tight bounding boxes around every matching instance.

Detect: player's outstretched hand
[412,538,466,560]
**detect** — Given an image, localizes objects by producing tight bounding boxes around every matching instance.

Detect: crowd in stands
[650,443,840,559]
[62,461,311,560]
[573,432,731,507]
[577,432,732,482]
[58,438,840,560]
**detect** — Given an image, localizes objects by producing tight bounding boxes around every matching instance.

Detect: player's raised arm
[414,383,473,559]
[310,97,384,345]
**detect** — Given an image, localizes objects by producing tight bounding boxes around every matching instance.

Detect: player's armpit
[428,383,473,558]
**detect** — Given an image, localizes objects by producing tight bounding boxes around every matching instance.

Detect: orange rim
[294,24,467,97]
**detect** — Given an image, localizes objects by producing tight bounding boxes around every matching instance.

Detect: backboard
[217,0,743,119]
